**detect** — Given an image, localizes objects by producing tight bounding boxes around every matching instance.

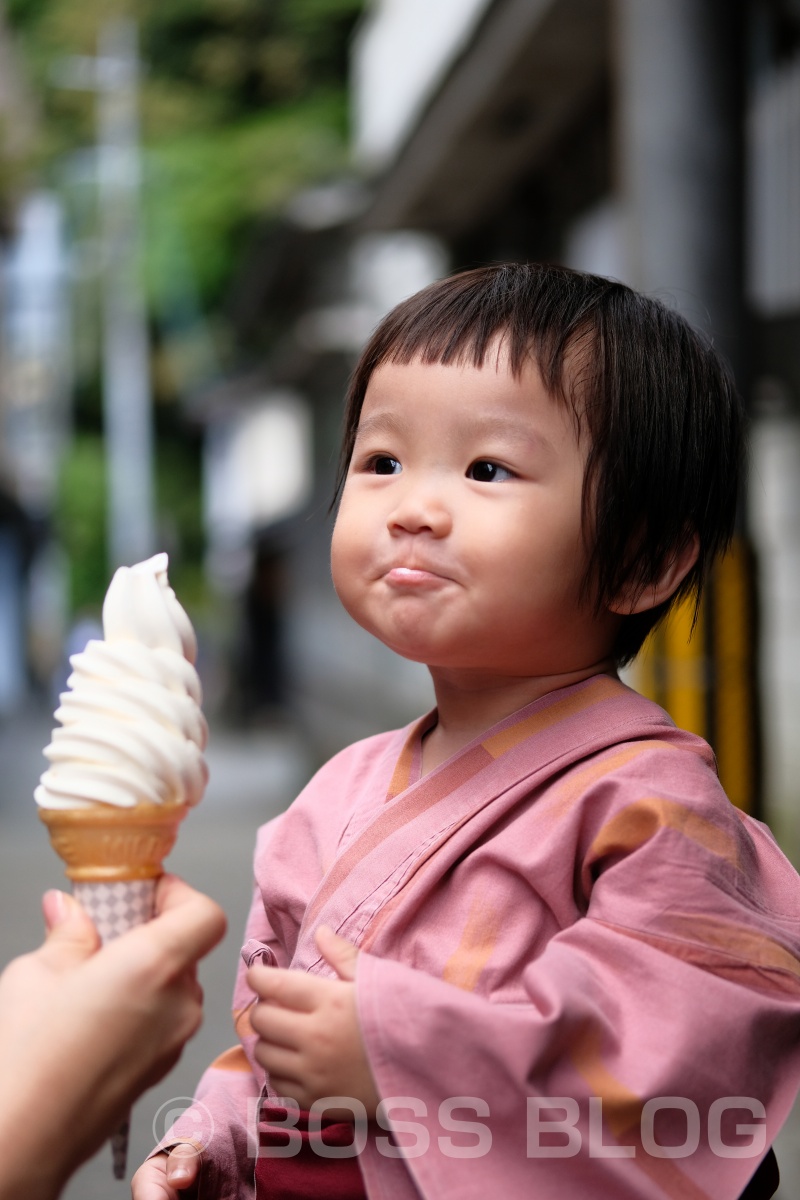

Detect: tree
[8,0,364,304]
[7,0,363,614]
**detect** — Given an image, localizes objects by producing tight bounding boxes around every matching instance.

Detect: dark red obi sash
[254,1105,369,1199]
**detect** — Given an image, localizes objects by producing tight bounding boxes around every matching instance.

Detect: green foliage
[56,428,210,614]
[140,0,362,119]
[9,0,362,618]
[56,433,108,614]
[145,93,347,305]
[8,0,364,303]
[153,432,207,608]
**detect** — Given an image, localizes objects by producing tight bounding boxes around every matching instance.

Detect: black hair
[335,262,745,665]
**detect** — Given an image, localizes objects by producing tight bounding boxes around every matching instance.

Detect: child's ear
[608,532,700,616]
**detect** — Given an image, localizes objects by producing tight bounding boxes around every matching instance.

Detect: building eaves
[356,0,610,238]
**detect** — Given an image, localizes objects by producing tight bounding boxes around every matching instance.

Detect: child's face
[331,351,620,681]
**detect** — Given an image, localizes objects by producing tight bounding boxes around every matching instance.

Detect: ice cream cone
[37,802,188,882]
[38,802,188,1176]
[36,555,207,1179]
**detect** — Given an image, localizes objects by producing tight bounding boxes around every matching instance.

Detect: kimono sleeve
[354,785,800,1200]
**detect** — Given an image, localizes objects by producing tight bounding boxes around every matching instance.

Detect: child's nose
[387,483,452,538]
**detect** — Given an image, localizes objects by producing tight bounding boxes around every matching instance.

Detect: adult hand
[247,925,379,1116]
[0,875,226,1200]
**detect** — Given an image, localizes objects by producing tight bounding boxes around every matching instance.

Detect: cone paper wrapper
[39,803,188,1178]
[74,877,157,1177]
[73,878,157,943]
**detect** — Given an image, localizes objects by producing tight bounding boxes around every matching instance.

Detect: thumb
[316,924,359,982]
[40,890,101,968]
[166,1142,202,1189]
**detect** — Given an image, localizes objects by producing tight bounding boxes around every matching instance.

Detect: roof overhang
[356,0,610,236]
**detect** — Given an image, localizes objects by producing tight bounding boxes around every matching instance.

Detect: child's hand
[247,926,379,1116]
[131,1144,200,1199]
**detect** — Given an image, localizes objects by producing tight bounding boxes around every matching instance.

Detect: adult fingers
[171,964,204,1008]
[105,875,225,983]
[38,890,101,970]
[153,875,227,961]
[136,1045,186,1097]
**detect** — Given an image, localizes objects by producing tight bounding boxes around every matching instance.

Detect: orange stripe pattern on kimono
[158,675,800,1200]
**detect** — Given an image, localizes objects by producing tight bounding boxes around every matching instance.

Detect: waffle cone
[38,802,188,882]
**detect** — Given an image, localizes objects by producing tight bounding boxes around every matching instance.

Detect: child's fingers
[315,925,359,982]
[247,964,322,1011]
[131,1150,195,1200]
[267,1077,311,1110]
[166,1142,202,1189]
[252,1038,305,1087]
[250,999,307,1049]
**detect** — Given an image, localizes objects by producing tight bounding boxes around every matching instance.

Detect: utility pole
[616,0,758,815]
[97,19,155,567]
[59,19,156,568]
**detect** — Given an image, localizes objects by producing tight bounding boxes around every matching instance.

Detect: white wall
[749,405,800,864]
[352,0,493,169]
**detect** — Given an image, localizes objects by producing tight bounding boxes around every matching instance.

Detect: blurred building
[216,0,800,859]
[206,194,442,754]
[0,193,71,712]
[0,6,68,716]
[338,0,800,844]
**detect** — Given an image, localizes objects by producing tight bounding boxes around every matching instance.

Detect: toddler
[134,263,800,1200]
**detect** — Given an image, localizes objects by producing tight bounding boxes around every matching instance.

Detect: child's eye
[467,460,514,483]
[371,455,401,475]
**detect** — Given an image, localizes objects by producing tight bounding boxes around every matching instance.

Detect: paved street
[1,702,799,1198]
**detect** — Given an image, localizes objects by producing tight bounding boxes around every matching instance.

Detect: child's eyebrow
[456,413,555,456]
[354,410,554,456]
[353,411,404,442]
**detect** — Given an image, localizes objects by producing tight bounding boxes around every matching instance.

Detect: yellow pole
[663,594,707,740]
[626,538,759,814]
[713,539,755,812]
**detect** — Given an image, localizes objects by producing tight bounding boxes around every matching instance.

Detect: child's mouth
[385,566,449,588]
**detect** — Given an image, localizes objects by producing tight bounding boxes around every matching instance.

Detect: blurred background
[1,0,800,1194]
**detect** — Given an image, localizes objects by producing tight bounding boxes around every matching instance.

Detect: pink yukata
[164,675,800,1199]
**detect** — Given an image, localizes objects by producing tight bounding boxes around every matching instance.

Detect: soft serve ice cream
[35,553,208,1180]
[35,553,208,811]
